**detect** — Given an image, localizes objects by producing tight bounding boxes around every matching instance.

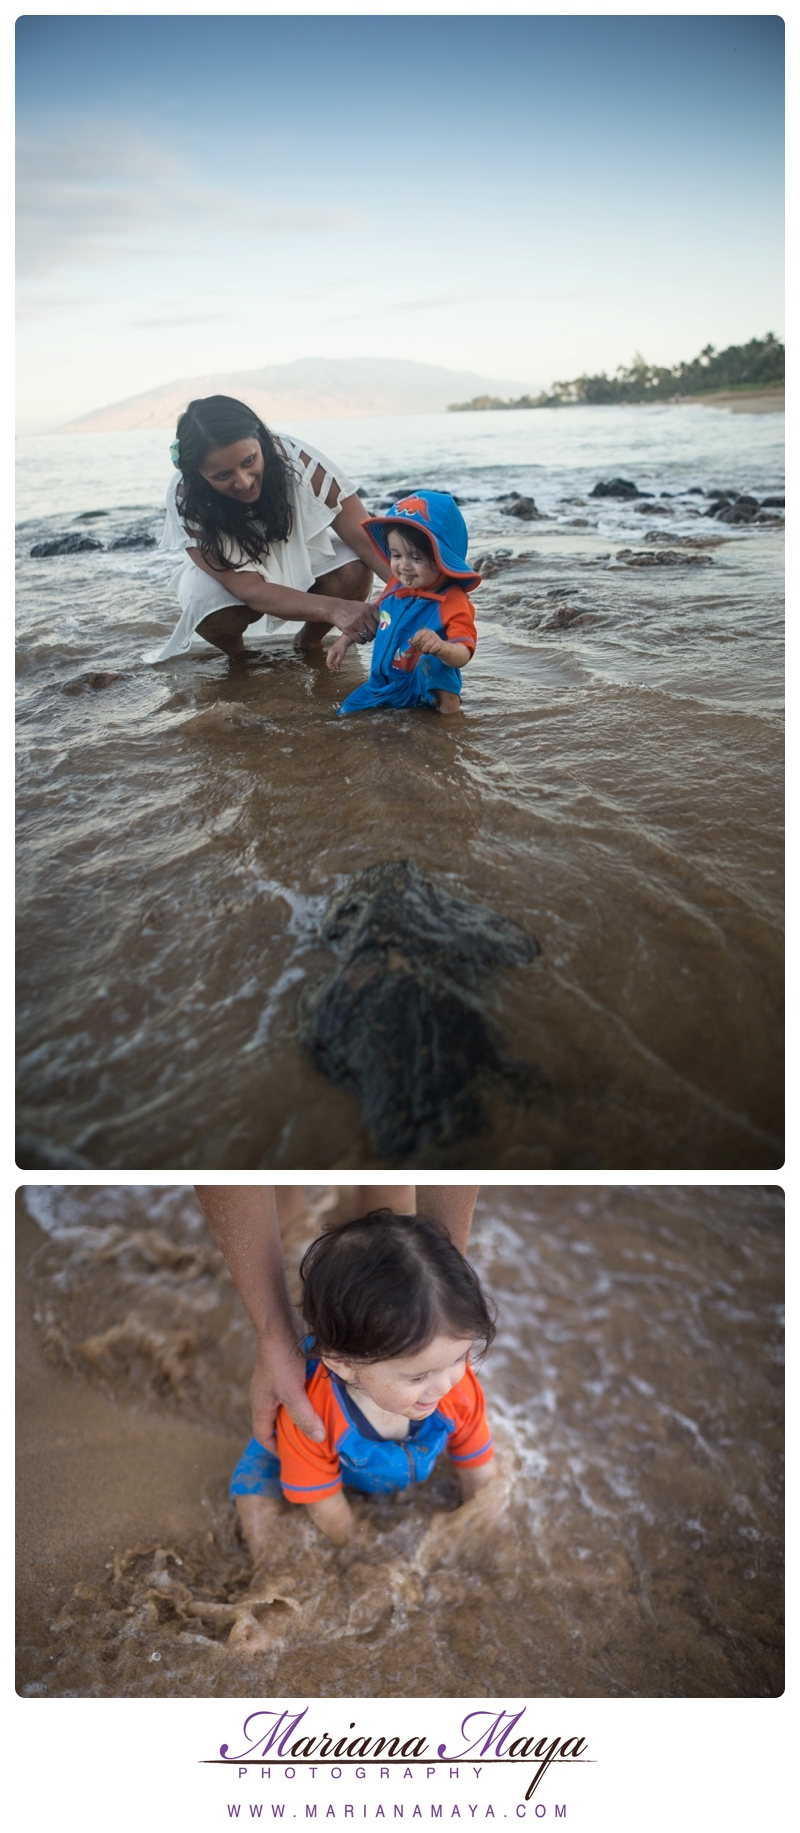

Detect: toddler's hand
[411,628,442,656]
[326,638,349,673]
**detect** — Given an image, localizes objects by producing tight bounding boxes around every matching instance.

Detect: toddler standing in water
[327,491,481,717]
[229,1210,496,1547]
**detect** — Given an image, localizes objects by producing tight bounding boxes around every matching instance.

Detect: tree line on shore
[448,333,784,411]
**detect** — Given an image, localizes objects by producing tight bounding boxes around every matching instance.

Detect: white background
[11,0,791,1825]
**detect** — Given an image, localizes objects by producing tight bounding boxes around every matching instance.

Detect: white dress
[144,435,360,662]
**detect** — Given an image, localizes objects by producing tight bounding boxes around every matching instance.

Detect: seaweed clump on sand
[299,859,543,1158]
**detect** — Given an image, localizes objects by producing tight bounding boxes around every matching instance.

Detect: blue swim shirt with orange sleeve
[275,1361,493,1504]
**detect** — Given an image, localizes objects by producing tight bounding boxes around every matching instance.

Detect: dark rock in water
[16,1131,94,1169]
[86,671,126,691]
[633,501,672,514]
[761,496,785,509]
[497,492,539,520]
[30,534,103,557]
[644,530,721,549]
[541,605,594,629]
[711,496,759,524]
[472,547,514,577]
[299,859,543,1158]
[472,549,535,578]
[109,531,157,549]
[61,671,128,696]
[590,478,651,500]
[73,510,109,522]
[615,548,714,568]
[687,487,705,495]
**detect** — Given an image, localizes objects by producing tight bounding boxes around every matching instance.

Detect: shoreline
[683,387,784,414]
[446,386,784,419]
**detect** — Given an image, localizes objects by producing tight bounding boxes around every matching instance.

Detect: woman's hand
[331,599,380,641]
[249,1329,326,1450]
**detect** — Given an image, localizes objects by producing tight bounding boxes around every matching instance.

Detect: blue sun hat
[364,490,482,591]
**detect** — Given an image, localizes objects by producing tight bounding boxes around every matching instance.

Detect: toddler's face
[326,1332,474,1420]
[387,530,442,593]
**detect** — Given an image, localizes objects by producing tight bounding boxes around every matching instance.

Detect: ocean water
[16,1183,784,1699]
[16,406,784,1168]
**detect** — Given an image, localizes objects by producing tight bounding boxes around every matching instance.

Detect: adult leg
[353,1184,415,1215]
[274,1188,310,1237]
[196,605,263,657]
[297,558,374,651]
[274,1186,414,1237]
[415,1186,480,1254]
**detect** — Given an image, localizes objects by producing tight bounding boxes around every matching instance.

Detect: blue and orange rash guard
[274,1355,493,1504]
[337,579,478,717]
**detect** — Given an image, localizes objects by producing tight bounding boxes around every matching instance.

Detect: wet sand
[16,1184,784,1699]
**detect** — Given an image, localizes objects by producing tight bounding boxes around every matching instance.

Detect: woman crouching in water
[148,395,389,661]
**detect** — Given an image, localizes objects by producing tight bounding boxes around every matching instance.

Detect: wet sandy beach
[16,1184,784,1699]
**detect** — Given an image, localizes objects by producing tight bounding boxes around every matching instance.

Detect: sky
[16,13,785,431]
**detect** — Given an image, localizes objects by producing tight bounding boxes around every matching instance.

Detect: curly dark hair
[173,395,293,570]
[299,1209,497,1364]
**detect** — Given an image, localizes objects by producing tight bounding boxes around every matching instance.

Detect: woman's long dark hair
[173,395,293,569]
[299,1210,497,1365]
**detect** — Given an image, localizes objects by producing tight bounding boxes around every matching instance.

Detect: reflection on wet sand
[16,1184,783,1698]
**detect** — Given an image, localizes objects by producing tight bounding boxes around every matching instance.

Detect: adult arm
[186,549,378,640]
[415,1186,480,1254]
[331,492,392,583]
[195,1186,325,1445]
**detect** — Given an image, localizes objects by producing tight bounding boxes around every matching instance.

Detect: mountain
[57,357,540,432]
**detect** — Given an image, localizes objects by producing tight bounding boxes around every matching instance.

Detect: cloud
[16,116,362,281]
[331,291,508,323]
[131,311,232,328]
[331,286,592,323]
[16,289,111,320]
